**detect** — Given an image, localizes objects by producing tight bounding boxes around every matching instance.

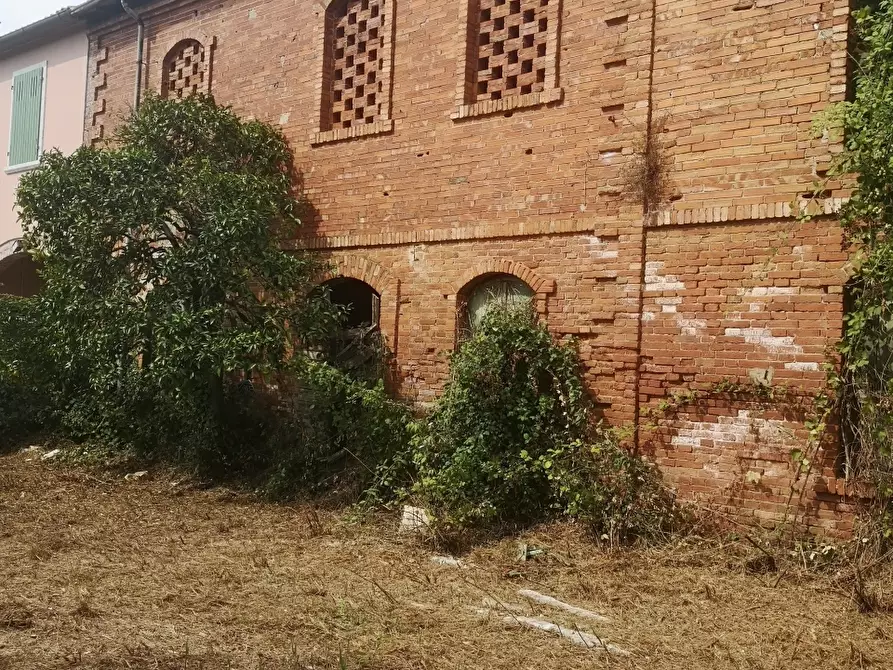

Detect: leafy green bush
[14,94,338,454]
[258,360,413,499]
[408,302,678,539]
[813,0,893,543]
[550,436,680,544]
[0,296,54,446]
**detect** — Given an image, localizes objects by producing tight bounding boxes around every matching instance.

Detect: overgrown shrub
[550,435,680,544]
[814,0,893,543]
[14,94,338,457]
[411,302,586,526]
[234,360,413,500]
[409,302,676,538]
[0,296,54,446]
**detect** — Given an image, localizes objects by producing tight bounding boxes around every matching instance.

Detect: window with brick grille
[162,39,208,99]
[321,0,391,132]
[454,0,562,119]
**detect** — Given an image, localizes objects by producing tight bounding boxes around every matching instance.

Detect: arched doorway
[0,240,41,297]
[325,277,380,329]
[322,277,383,377]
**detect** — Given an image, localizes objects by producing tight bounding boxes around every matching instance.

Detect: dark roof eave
[72,0,156,21]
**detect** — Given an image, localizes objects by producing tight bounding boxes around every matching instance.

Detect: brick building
[76,0,857,533]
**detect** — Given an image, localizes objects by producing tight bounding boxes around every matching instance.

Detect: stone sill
[311,119,394,146]
[451,87,563,121]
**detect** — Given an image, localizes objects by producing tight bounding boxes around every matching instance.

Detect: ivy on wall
[818,0,893,515]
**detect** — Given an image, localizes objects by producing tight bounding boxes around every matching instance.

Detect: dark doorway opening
[326,277,380,329]
[0,253,42,297]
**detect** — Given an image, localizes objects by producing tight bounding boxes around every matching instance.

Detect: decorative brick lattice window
[453,0,562,120]
[313,0,395,144]
[162,39,208,99]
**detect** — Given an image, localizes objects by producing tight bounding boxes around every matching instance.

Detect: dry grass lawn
[1,448,892,669]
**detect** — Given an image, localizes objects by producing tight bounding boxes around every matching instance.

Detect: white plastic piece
[518,589,611,623]
[399,505,432,533]
[430,555,461,567]
[497,614,629,655]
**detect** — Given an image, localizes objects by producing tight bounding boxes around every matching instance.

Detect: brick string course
[85,0,855,535]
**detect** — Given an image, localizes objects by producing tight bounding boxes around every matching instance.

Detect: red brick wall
[85,0,857,533]
[641,218,851,534]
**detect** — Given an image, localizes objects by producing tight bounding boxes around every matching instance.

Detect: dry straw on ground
[1,449,892,669]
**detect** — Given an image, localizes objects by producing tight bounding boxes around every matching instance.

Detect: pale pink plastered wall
[0,31,88,247]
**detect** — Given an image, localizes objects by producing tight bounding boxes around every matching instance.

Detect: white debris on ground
[399,505,432,533]
[40,449,60,461]
[430,555,462,567]
[518,589,611,623]
[494,614,629,656]
[473,589,626,655]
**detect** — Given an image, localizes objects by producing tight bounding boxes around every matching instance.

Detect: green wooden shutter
[8,64,44,168]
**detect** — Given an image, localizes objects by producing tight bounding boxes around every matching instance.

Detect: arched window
[320,277,383,376]
[162,39,208,99]
[459,273,534,337]
[326,277,380,329]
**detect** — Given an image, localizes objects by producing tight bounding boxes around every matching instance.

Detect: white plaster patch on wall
[641,310,656,321]
[676,314,707,336]
[670,410,788,454]
[645,261,685,292]
[784,361,820,371]
[724,327,803,354]
[742,287,799,297]
[730,287,801,316]
[657,296,682,313]
[408,245,429,278]
[587,236,619,259]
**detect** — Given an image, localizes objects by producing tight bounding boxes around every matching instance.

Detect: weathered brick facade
[83,0,857,534]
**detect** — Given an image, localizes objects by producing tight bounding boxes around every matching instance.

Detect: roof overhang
[0,9,83,60]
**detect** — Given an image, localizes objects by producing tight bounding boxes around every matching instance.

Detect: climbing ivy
[817,0,893,524]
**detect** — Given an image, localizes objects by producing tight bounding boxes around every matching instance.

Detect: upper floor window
[7,62,46,172]
[162,39,209,99]
[313,0,395,144]
[453,0,563,120]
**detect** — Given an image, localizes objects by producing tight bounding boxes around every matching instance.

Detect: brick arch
[150,30,217,97]
[321,254,399,344]
[452,260,555,298]
[323,254,396,296]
